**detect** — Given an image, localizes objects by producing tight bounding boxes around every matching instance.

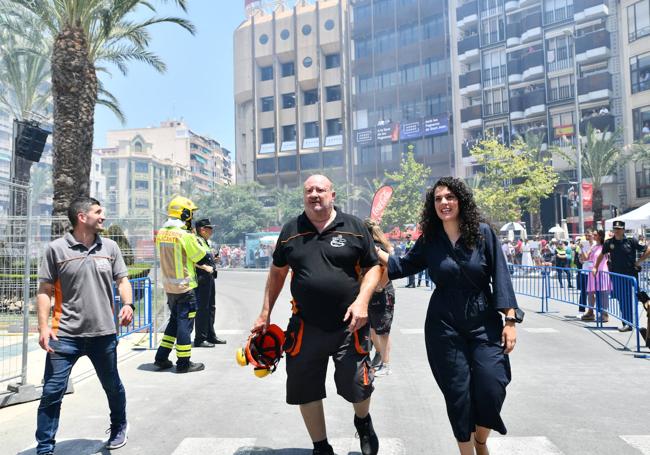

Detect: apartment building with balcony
[234,0,350,190]
[451,0,623,228]
[349,0,454,204]
[620,0,650,207]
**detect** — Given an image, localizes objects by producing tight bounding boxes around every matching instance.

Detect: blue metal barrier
[509,264,644,353]
[114,277,153,348]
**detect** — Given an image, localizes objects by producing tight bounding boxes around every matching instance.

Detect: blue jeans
[36,335,126,454]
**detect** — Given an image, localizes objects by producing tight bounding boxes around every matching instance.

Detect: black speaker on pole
[14,120,50,162]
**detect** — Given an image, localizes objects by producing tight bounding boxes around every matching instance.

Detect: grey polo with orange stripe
[272,208,379,332]
[39,232,128,337]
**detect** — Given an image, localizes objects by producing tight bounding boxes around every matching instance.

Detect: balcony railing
[547,57,573,73]
[580,113,615,135]
[523,12,542,30]
[457,0,478,21]
[574,0,606,14]
[577,72,612,95]
[480,4,504,18]
[461,105,482,123]
[508,59,522,77]
[522,50,544,72]
[576,29,610,55]
[522,88,546,111]
[548,85,574,102]
[544,5,573,25]
[506,22,522,40]
[510,94,523,112]
[460,69,482,88]
[458,34,480,55]
[483,101,509,116]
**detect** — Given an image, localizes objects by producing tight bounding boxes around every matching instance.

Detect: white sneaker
[374,364,392,377]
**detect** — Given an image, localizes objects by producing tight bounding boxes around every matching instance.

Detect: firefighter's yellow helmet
[167,196,198,221]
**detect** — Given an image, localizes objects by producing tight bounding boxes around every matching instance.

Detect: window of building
[325,53,340,69]
[135,180,148,190]
[134,161,148,173]
[281,61,295,77]
[300,153,320,170]
[323,150,344,168]
[261,127,275,144]
[399,23,419,47]
[421,16,444,40]
[399,63,420,84]
[631,51,650,94]
[282,93,295,109]
[257,158,276,175]
[380,144,393,162]
[551,110,576,143]
[260,65,273,81]
[633,105,650,141]
[546,35,573,72]
[303,89,318,105]
[304,121,319,138]
[480,15,505,45]
[259,34,269,44]
[425,94,450,115]
[358,73,374,93]
[374,0,394,16]
[376,68,398,89]
[375,30,395,54]
[280,29,290,40]
[326,85,341,102]
[628,0,650,42]
[278,156,297,172]
[401,100,421,121]
[326,118,343,136]
[354,4,371,20]
[482,48,506,87]
[303,56,313,68]
[134,142,143,153]
[483,87,508,116]
[544,0,573,25]
[355,37,372,59]
[324,19,335,31]
[261,96,274,112]
[283,124,296,141]
[358,145,374,165]
[302,24,312,35]
[423,57,449,78]
[547,74,574,101]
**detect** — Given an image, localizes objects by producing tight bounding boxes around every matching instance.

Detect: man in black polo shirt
[252,175,382,455]
[594,220,650,332]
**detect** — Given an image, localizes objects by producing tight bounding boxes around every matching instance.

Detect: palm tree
[4,0,195,233]
[580,125,626,224]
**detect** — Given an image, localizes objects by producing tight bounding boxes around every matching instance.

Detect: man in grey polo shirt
[35,197,134,455]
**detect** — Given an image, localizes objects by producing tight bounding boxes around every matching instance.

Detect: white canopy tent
[605,202,650,230]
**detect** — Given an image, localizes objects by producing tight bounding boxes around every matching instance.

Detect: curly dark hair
[420,176,485,249]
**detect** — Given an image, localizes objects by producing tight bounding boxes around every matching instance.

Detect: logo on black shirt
[330,235,347,248]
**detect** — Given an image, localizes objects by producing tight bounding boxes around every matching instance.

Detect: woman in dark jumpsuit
[376,177,519,455]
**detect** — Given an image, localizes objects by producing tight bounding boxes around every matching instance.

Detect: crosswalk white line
[171,438,257,455]
[523,328,559,333]
[400,328,424,334]
[620,436,650,454]
[487,436,565,454]
[330,437,405,454]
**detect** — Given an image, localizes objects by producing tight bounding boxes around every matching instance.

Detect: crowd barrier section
[510,264,645,353]
[114,277,153,348]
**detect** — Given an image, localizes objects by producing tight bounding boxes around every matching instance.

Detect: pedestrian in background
[594,221,650,332]
[376,177,519,455]
[153,196,208,373]
[193,218,226,348]
[405,234,416,287]
[582,230,610,322]
[364,218,396,377]
[35,197,133,454]
[252,175,381,455]
[555,242,572,288]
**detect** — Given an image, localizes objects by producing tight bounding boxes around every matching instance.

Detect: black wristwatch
[123,303,135,311]
[504,316,518,324]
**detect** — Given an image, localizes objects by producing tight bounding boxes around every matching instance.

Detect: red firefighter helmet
[236,324,285,378]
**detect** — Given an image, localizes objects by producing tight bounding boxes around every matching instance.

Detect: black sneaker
[312,444,334,455]
[153,359,173,370]
[618,324,633,333]
[176,361,205,373]
[354,414,379,455]
[105,422,129,449]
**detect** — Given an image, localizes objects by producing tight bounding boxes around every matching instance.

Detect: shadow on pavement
[18,438,109,455]
[234,449,360,455]
[137,362,174,372]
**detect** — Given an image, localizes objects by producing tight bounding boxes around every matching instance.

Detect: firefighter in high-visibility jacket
[153,196,211,373]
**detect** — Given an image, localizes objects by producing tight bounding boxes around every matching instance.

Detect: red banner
[370,185,393,223]
[582,182,593,211]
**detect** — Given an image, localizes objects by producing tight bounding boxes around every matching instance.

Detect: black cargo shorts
[284,315,374,405]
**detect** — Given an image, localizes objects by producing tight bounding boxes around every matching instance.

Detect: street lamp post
[566,28,585,234]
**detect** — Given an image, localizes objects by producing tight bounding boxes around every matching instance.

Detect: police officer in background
[193,218,226,347]
[594,220,650,332]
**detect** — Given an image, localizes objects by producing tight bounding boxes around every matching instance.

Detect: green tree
[4,0,195,233]
[272,185,303,225]
[196,183,274,245]
[381,151,431,229]
[471,136,559,225]
[105,224,134,265]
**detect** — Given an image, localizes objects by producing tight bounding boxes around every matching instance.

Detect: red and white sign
[582,182,593,212]
[370,185,393,223]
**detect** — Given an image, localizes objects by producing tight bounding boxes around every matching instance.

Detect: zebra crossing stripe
[400,328,424,334]
[329,438,405,454]
[171,438,257,455]
[620,436,650,454]
[487,436,565,454]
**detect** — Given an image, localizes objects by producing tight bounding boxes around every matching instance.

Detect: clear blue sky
[93,0,245,152]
